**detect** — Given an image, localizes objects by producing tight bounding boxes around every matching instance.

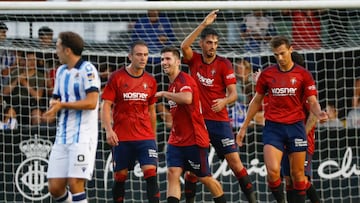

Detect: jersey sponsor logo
[271,87,297,96]
[15,135,52,201]
[196,72,214,87]
[123,92,148,101]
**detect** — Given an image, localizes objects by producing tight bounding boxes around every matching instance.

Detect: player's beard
[205,49,216,58]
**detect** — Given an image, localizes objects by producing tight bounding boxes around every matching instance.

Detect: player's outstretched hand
[236,127,247,147]
[202,9,219,26]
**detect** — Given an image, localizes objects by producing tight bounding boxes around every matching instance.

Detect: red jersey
[168,72,210,148]
[183,52,236,121]
[256,64,317,124]
[292,10,321,50]
[101,67,157,141]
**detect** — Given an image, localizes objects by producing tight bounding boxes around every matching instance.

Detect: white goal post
[0,1,359,203]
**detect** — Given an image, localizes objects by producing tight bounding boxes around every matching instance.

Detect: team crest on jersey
[290,77,297,85]
[143,83,148,90]
[211,69,216,76]
[87,72,95,81]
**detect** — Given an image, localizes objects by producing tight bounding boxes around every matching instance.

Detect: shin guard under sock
[144,168,160,203]
[268,178,285,203]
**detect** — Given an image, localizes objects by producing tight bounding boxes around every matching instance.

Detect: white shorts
[47,142,97,180]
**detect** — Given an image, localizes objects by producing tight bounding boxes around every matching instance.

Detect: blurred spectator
[36,26,55,73]
[38,26,54,48]
[283,10,322,50]
[131,9,177,55]
[36,26,59,103]
[0,22,7,43]
[0,22,16,87]
[346,98,360,128]
[240,10,277,69]
[0,104,18,130]
[2,51,46,125]
[98,63,116,92]
[352,77,360,108]
[228,58,264,130]
[318,102,344,128]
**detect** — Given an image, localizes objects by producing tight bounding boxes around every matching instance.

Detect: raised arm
[180,9,219,61]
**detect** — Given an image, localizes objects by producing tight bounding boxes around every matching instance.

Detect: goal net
[0,1,359,203]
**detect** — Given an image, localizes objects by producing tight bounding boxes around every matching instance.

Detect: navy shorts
[166,144,211,177]
[263,120,307,153]
[281,151,313,178]
[205,120,238,160]
[112,140,158,172]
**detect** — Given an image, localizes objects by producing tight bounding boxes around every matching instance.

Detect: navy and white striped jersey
[52,59,100,144]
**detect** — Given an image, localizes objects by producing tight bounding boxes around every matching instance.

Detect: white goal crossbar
[0,1,359,11]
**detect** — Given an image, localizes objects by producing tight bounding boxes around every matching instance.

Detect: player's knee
[48,183,65,198]
[114,171,128,182]
[48,179,67,198]
[143,168,157,179]
[185,172,198,183]
[266,168,281,180]
[68,178,86,194]
[290,169,305,181]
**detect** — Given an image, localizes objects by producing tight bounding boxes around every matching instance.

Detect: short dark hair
[291,51,305,67]
[200,27,219,40]
[0,22,8,31]
[38,26,53,37]
[160,46,181,59]
[58,31,84,56]
[129,40,148,54]
[270,35,291,49]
